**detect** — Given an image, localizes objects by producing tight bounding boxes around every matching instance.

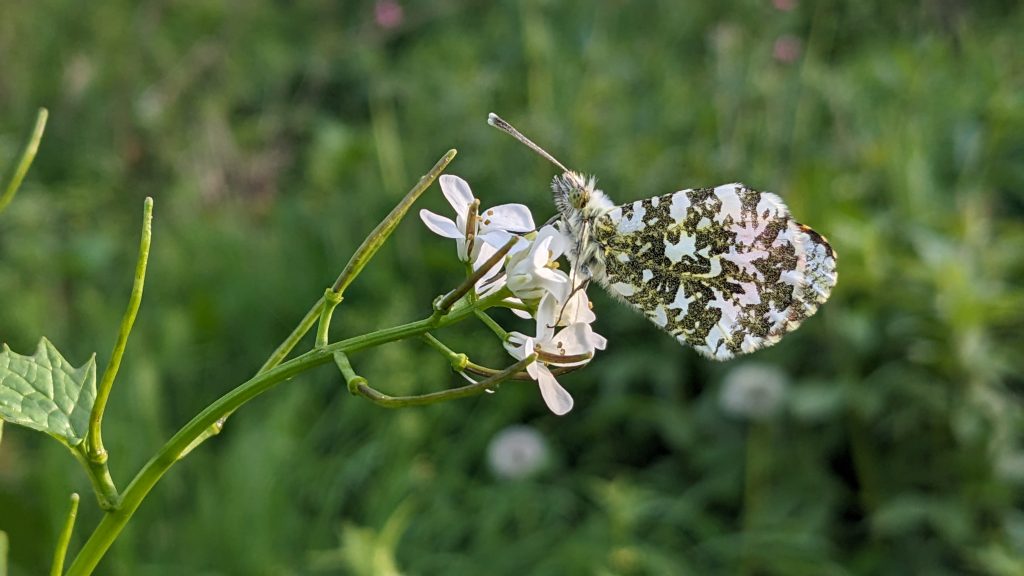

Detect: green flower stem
[417,334,585,383]
[88,197,153,467]
[420,333,468,370]
[332,351,366,394]
[473,310,508,340]
[316,289,344,348]
[66,293,504,576]
[70,447,118,511]
[332,149,457,294]
[437,237,518,313]
[191,150,456,451]
[463,360,581,381]
[535,350,593,365]
[500,299,531,313]
[50,493,80,576]
[0,107,48,215]
[258,296,324,373]
[262,149,456,374]
[353,354,536,408]
[176,417,225,460]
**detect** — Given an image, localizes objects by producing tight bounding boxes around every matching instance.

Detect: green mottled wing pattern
[591,183,836,360]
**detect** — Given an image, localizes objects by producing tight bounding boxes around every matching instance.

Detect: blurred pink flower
[772,0,798,11]
[375,0,404,30]
[773,35,802,63]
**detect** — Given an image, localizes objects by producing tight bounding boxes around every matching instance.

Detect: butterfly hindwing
[590,183,837,360]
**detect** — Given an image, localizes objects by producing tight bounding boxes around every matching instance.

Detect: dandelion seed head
[719,362,789,421]
[487,425,550,480]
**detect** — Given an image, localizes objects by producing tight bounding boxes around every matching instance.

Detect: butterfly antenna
[487,113,570,173]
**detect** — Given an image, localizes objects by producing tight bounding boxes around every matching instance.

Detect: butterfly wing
[590,183,836,360]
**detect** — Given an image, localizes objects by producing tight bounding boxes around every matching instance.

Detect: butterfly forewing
[591,183,837,360]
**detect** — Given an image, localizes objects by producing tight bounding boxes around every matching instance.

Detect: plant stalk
[66,292,504,575]
[0,107,48,215]
[50,493,80,576]
[88,198,153,466]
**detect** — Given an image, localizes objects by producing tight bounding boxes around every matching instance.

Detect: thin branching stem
[66,290,507,576]
[463,361,583,381]
[50,493,79,576]
[193,150,457,450]
[420,333,468,370]
[260,149,456,374]
[89,198,153,464]
[473,310,508,340]
[75,198,153,509]
[437,237,518,313]
[0,108,48,215]
[258,297,324,373]
[354,354,536,408]
[69,447,118,511]
[332,351,366,393]
[332,149,457,294]
[316,289,344,348]
[417,333,582,381]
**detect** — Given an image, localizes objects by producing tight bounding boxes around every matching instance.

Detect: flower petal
[505,298,533,319]
[535,224,568,259]
[534,294,559,341]
[553,323,608,358]
[473,243,507,295]
[534,268,569,285]
[536,366,574,415]
[530,235,554,268]
[504,333,531,361]
[477,229,515,252]
[419,210,462,239]
[481,204,535,233]
[556,288,596,325]
[526,361,541,380]
[439,174,474,215]
[505,236,533,256]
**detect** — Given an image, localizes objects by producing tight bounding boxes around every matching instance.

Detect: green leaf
[0,338,97,447]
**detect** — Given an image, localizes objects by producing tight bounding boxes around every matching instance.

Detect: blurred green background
[2,0,1023,574]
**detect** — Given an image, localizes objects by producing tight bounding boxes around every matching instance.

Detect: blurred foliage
[2,0,1024,574]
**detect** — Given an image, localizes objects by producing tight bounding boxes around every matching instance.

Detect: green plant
[1,112,611,574]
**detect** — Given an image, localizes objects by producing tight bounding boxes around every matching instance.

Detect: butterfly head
[552,171,591,211]
[552,171,612,219]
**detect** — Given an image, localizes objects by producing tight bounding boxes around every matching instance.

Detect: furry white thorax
[551,171,615,286]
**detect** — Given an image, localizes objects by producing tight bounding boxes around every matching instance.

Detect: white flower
[419,174,535,261]
[553,285,596,325]
[487,425,550,480]
[471,240,510,297]
[505,224,571,301]
[504,294,607,415]
[719,362,789,421]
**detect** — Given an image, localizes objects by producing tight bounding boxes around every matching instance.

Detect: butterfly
[487,113,837,360]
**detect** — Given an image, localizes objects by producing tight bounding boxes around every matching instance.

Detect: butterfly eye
[570,187,589,209]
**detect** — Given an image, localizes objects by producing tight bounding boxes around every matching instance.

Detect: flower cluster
[420,175,606,415]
